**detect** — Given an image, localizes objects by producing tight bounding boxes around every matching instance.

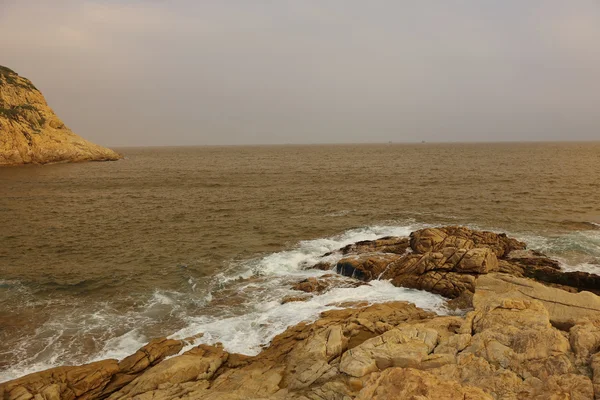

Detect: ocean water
[0,142,599,382]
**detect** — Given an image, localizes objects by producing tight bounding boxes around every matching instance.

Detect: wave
[516,228,600,273]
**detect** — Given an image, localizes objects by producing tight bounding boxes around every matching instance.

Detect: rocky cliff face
[0,65,120,165]
[3,227,600,399]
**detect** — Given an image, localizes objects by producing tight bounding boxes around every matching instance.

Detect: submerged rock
[0,65,121,165]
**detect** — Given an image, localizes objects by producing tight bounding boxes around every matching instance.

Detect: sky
[1,1,599,146]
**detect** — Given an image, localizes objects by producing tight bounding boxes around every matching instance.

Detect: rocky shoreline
[3,227,600,399]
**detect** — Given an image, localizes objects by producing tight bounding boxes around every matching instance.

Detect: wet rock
[290,274,366,294]
[506,249,561,269]
[338,236,410,256]
[281,294,312,304]
[336,253,402,281]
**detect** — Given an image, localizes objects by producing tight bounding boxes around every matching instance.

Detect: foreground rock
[0,65,121,165]
[3,227,600,399]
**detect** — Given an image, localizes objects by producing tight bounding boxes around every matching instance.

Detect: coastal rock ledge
[3,226,600,399]
[0,65,120,166]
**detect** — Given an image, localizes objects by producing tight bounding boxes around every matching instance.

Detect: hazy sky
[1,1,599,146]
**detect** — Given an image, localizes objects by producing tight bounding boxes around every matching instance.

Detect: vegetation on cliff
[0,65,120,165]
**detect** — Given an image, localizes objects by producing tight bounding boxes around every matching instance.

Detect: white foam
[171,280,447,356]
[91,330,148,362]
[244,224,425,276]
[516,229,600,273]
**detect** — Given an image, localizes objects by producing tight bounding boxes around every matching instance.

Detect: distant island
[0,65,120,166]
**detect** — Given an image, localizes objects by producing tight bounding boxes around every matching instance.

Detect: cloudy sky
[1,1,599,146]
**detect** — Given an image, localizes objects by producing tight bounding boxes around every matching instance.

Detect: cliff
[3,227,600,399]
[0,65,120,165]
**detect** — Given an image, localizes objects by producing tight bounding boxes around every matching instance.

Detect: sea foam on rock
[3,226,600,399]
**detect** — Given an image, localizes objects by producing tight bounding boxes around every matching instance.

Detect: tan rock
[338,236,410,256]
[475,273,600,329]
[290,274,365,294]
[109,344,227,399]
[0,359,119,400]
[355,368,493,400]
[336,253,402,281]
[0,65,121,165]
[339,326,439,377]
[0,337,183,400]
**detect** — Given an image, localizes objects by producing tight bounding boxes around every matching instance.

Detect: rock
[281,294,312,304]
[100,338,184,396]
[0,337,183,400]
[339,326,440,377]
[0,65,121,165]
[336,253,402,281]
[335,226,600,300]
[355,368,493,400]
[506,249,561,269]
[290,274,366,294]
[108,344,228,399]
[336,247,496,298]
[338,236,410,256]
[590,353,600,398]
[409,227,526,257]
[474,273,600,330]
[0,359,119,400]
[570,321,600,365]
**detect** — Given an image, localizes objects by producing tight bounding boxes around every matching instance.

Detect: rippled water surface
[1,143,599,381]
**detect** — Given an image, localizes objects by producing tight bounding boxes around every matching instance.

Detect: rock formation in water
[0,65,121,165]
[3,227,600,399]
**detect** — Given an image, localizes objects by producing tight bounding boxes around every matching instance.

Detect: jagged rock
[336,246,497,298]
[108,345,228,400]
[339,326,440,377]
[336,253,402,281]
[355,367,493,400]
[100,338,184,396]
[475,273,600,329]
[290,274,366,294]
[0,65,121,165]
[409,227,526,258]
[570,321,600,365]
[332,226,599,300]
[0,359,119,400]
[506,249,561,269]
[281,294,312,304]
[0,338,183,400]
[337,236,410,256]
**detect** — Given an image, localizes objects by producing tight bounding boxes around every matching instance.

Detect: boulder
[0,338,183,400]
[474,273,600,329]
[290,274,366,294]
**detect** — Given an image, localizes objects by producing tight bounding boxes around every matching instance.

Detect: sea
[0,142,599,382]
